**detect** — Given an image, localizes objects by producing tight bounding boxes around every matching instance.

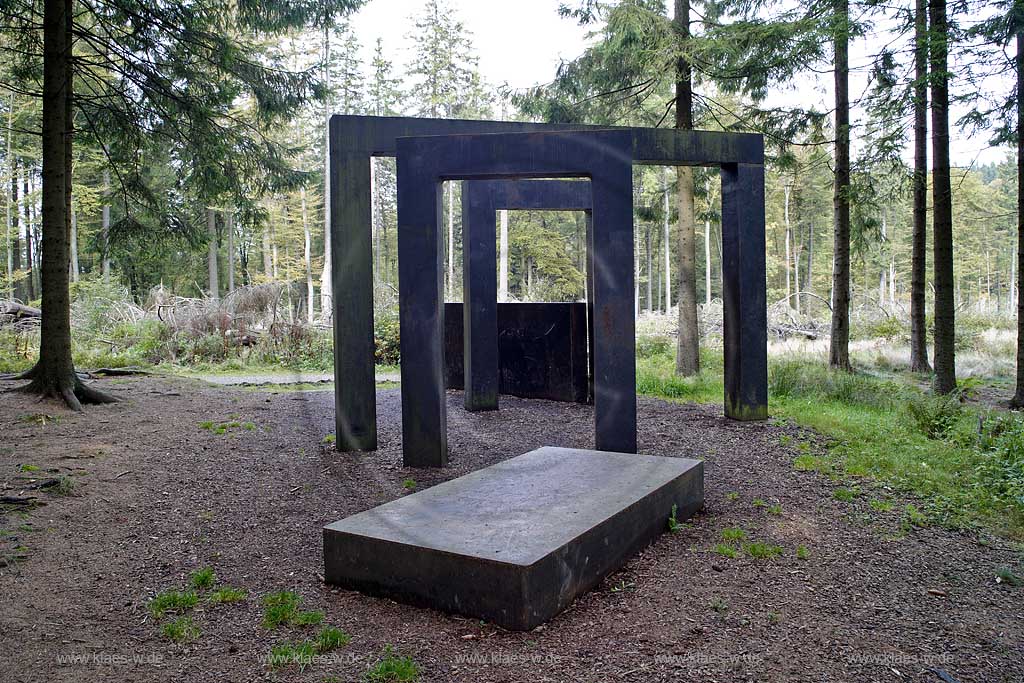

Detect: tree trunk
[447,183,455,299]
[10,160,20,300]
[69,201,78,282]
[829,0,852,371]
[302,187,315,324]
[663,168,672,311]
[645,223,653,313]
[23,171,34,301]
[19,0,115,409]
[206,208,219,299]
[101,168,110,283]
[930,0,956,394]
[225,211,235,293]
[674,0,699,375]
[784,181,792,306]
[498,209,509,302]
[262,215,273,279]
[704,176,711,306]
[1010,20,1024,406]
[879,212,887,306]
[320,25,333,321]
[4,92,12,298]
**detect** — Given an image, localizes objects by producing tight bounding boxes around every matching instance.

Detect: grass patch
[149,590,198,618]
[637,351,1024,539]
[667,504,682,532]
[995,566,1023,586]
[713,543,738,558]
[743,542,783,559]
[833,487,859,502]
[870,499,894,512]
[262,591,324,629]
[364,645,420,682]
[209,586,246,603]
[721,527,747,541]
[796,544,810,560]
[268,626,351,670]
[19,464,40,472]
[189,567,215,589]
[161,616,200,643]
[322,434,336,445]
[402,479,417,490]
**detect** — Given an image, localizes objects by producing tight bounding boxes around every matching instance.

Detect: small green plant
[725,492,739,502]
[793,454,827,472]
[148,590,198,618]
[752,498,766,508]
[209,586,247,603]
[242,422,256,431]
[903,504,927,528]
[52,476,76,496]
[269,627,351,670]
[767,611,782,624]
[189,567,215,589]
[199,420,215,430]
[743,542,783,560]
[709,597,728,613]
[796,544,810,560]
[322,434,336,444]
[768,503,783,516]
[667,504,681,533]
[995,567,1023,587]
[364,645,420,682]
[19,464,40,472]
[713,543,738,558]
[161,616,200,643]
[402,479,417,490]
[833,487,859,502]
[870,499,894,512]
[721,527,747,541]
[904,392,962,439]
[262,591,323,629]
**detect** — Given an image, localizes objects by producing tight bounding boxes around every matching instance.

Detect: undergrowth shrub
[768,359,900,408]
[636,335,673,359]
[374,314,401,365]
[904,393,963,439]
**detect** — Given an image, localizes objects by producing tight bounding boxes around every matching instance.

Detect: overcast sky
[349,0,1009,166]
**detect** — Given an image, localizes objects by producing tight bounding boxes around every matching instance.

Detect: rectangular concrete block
[323,447,703,630]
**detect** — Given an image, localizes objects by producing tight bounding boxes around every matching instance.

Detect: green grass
[364,646,420,682]
[148,590,199,618]
[189,567,215,589]
[796,544,810,560]
[262,591,324,629]
[268,626,351,669]
[743,542,783,559]
[161,616,200,643]
[713,543,738,558]
[721,527,747,541]
[833,487,859,502]
[667,504,682,532]
[209,586,247,603]
[637,352,1024,539]
[402,478,417,490]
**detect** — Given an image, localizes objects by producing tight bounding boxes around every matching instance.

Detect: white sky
[349,0,1010,166]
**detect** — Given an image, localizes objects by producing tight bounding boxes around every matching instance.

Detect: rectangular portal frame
[398,130,637,466]
[462,179,592,412]
[329,115,767,458]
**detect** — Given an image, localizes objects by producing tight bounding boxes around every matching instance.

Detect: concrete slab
[323,447,703,630]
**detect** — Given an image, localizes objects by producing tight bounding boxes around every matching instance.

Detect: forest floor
[0,374,1022,683]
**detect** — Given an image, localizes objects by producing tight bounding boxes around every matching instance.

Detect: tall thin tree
[911,0,932,372]
[829,0,852,371]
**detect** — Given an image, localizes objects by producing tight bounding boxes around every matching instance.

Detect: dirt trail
[0,375,1021,683]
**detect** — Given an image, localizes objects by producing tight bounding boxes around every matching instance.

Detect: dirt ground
[0,374,1021,683]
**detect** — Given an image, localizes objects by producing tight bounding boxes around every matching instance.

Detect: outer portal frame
[462,179,592,412]
[328,115,767,458]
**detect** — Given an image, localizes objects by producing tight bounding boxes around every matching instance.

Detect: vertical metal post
[721,162,768,420]
[330,125,377,451]
[461,182,500,411]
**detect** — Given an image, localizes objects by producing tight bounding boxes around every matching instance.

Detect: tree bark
[674,0,699,375]
[704,176,711,306]
[19,0,115,409]
[101,168,110,283]
[663,168,672,311]
[784,181,792,305]
[302,187,315,324]
[69,201,78,282]
[320,24,333,321]
[829,0,852,371]
[447,182,455,299]
[225,211,235,293]
[930,0,956,394]
[1010,18,1024,407]
[206,208,218,299]
[498,209,509,302]
[645,223,653,313]
[262,213,273,279]
[23,171,34,301]
[10,160,20,300]
[4,92,12,298]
